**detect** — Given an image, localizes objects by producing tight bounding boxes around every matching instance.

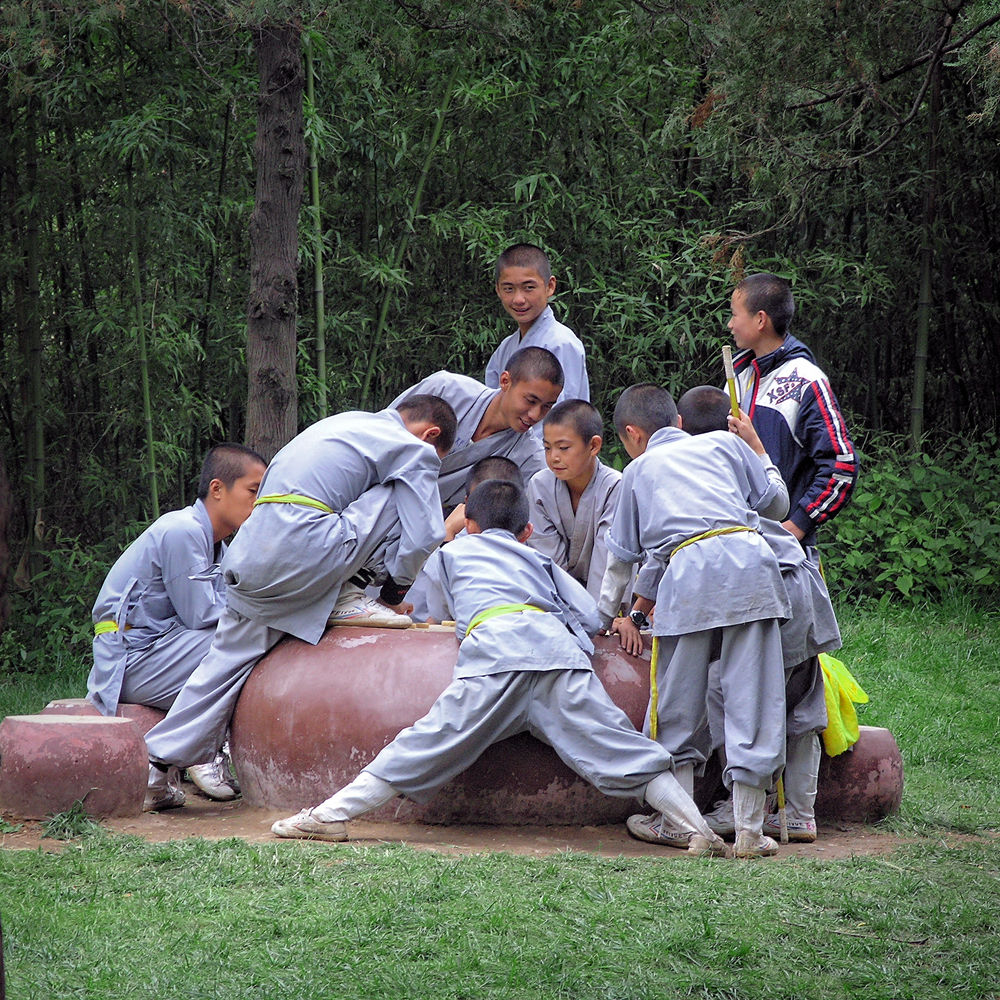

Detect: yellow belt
[253,493,334,514]
[94,621,131,636]
[467,603,543,634]
[670,525,754,560]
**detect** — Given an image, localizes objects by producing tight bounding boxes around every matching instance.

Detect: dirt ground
[0,788,924,859]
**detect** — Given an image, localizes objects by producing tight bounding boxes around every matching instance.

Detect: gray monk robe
[601,426,792,790]
[89,499,227,716]
[145,409,445,767]
[526,461,621,600]
[361,528,673,803]
[391,372,544,511]
[707,516,840,746]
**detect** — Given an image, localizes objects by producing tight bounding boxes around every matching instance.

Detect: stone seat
[0,714,147,820]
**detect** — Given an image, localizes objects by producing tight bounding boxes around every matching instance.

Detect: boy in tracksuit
[728,273,857,554]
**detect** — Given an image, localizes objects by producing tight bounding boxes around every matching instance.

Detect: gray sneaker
[734,830,779,857]
[188,757,240,801]
[626,812,693,849]
[272,809,348,842]
[704,797,736,838]
[144,765,186,812]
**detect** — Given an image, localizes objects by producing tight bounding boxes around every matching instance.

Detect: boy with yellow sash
[272,479,725,855]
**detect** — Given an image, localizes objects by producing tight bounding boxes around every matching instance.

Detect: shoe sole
[143,794,185,813]
[272,819,348,842]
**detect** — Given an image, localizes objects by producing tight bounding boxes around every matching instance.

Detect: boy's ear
[498,370,513,392]
[419,424,442,445]
[588,434,602,457]
[676,414,684,431]
[465,517,482,535]
[207,477,225,501]
[516,521,534,544]
[545,275,557,295]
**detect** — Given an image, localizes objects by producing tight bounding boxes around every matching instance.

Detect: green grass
[2,599,999,997]
[1,836,998,999]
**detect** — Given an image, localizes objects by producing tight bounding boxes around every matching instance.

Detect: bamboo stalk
[722,346,740,420]
[359,61,461,409]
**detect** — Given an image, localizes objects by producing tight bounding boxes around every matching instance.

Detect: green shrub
[821,432,1000,605]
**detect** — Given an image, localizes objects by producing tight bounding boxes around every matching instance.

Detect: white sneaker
[329,588,412,628]
[144,764,186,812]
[704,797,736,838]
[763,813,817,843]
[734,830,779,857]
[188,756,240,801]
[626,812,693,849]
[272,809,348,842]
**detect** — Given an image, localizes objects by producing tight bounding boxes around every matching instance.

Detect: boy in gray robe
[526,399,620,600]
[391,346,562,512]
[89,443,266,800]
[597,384,791,857]
[678,387,840,843]
[142,397,456,811]
[272,479,727,858]
[485,243,590,415]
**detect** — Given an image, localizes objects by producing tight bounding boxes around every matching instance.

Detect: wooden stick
[722,346,740,419]
[776,774,789,844]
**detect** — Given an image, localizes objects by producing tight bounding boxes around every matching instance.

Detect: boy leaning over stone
[142,396,456,811]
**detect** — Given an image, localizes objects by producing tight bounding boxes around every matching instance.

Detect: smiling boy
[392,346,563,512]
[526,399,620,600]
[485,244,589,408]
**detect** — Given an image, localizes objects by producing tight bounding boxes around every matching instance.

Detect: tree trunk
[909,53,941,453]
[245,22,304,461]
[0,448,10,635]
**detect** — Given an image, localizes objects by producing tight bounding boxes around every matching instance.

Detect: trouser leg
[783,732,821,822]
[311,772,398,822]
[145,609,283,768]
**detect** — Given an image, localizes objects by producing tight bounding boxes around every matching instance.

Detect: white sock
[643,771,713,839]
[311,771,397,822]
[784,732,821,822]
[147,763,168,792]
[674,762,694,799]
[732,782,766,837]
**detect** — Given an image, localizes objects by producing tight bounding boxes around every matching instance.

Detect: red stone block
[231,627,903,826]
[231,628,653,823]
[0,714,147,820]
[116,703,166,735]
[40,698,165,735]
[816,725,903,822]
[40,698,99,716]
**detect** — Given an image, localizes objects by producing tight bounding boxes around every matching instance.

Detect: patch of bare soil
[0,789,938,860]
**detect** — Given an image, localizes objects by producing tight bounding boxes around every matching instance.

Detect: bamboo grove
[2,1,999,592]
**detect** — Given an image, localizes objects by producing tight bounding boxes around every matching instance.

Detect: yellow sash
[467,603,543,634]
[670,525,755,561]
[94,621,131,636]
[253,493,334,514]
[819,653,869,756]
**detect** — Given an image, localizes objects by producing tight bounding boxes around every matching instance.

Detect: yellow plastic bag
[819,653,869,756]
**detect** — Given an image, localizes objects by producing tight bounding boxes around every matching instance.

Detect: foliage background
[2,0,999,621]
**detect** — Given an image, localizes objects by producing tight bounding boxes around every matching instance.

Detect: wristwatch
[628,608,650,630]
